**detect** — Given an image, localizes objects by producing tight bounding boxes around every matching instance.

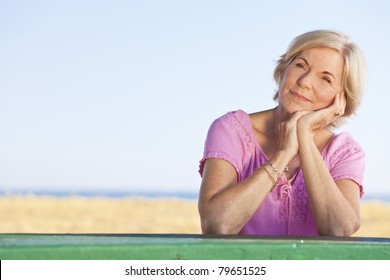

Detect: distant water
[0,188,389,202]
[0,189,199,200]
[362,193,390,202]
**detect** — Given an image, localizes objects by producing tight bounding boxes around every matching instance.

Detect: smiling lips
[290,91,312,103]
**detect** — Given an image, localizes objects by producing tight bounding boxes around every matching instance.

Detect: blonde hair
[273,30,366,126]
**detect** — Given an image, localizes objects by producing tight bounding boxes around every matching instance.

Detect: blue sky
[1,0,389,195]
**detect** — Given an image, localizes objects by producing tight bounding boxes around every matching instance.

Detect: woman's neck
[273,105,293,125]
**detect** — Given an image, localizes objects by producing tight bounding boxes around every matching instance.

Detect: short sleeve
[327,133,366,197]
[199,111,254,178]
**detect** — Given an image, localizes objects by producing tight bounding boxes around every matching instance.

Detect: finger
[291,110,312,121]
[333,93,346,117]
[331,93,341,116]
[334,92,340,107]
[282,111,310,129]
[339,92,346,115]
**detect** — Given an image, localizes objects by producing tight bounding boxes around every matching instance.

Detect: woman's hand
[297,93,346,133]
[274,110,310,161]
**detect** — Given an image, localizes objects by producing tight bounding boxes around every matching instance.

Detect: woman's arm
[297,127,361,236]
[198,113,304,234]
[296,94,362,236]
[199,153,287,234]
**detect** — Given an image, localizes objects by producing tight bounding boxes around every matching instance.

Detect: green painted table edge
[1,234,390,260]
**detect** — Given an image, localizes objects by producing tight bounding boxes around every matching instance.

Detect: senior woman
[198,30,366,236]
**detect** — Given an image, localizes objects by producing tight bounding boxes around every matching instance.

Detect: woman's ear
[273,91,279,101]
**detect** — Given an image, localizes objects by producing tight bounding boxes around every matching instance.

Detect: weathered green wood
[0,234,389,260]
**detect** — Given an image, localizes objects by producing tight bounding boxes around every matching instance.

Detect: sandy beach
[0,195,389,237]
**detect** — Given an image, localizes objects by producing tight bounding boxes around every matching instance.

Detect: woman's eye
[296,63,304,69]
[322,77,332,84]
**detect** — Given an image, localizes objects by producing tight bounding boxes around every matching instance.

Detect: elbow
[318,218,361,237]
[200,217,238,235]
[345,218,362,236]
[199,211,240,234]
[198,201,237,234]
[198,199,242,235]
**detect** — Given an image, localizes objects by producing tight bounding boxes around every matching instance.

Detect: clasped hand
[274,93,346,160]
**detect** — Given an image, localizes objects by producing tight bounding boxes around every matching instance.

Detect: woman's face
[277,47,344,113]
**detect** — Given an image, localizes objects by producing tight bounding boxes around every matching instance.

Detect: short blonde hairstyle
[273,30,366,125]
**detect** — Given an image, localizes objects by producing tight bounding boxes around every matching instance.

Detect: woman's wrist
[297,118,315,141]
[270,150,293,176]
[256,161,288,192]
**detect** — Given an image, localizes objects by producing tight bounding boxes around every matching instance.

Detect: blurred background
[0,0,389,236]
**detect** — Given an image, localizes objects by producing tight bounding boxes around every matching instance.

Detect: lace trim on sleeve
[199,110,254,178]
[329,136,360,166]
[199,151,240,176]
[328,135,365,197]
[224,110,255,153]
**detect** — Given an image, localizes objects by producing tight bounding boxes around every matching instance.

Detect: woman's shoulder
[210,109,252,133]
[212,109,269,126]
[213,109,250,123]
[328,132,363,149]
[207,109,256,153]
[324,132,365,163]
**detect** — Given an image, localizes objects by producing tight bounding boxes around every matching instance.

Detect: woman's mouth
[290,91,312,103]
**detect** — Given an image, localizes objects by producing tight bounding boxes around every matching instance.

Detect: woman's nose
[297,72,313,89]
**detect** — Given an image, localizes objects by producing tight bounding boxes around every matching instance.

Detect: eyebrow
[322,70,336,80]
[296,56,337,80]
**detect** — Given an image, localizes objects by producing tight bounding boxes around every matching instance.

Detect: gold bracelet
[258,165,277,188]
[264,162,282,180]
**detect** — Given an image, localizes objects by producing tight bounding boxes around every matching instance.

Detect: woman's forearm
[199,168,271,234]
[297,127,360,236]
[199,151,292,234]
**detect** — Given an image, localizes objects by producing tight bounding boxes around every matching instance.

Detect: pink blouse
[199,110,365,236]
